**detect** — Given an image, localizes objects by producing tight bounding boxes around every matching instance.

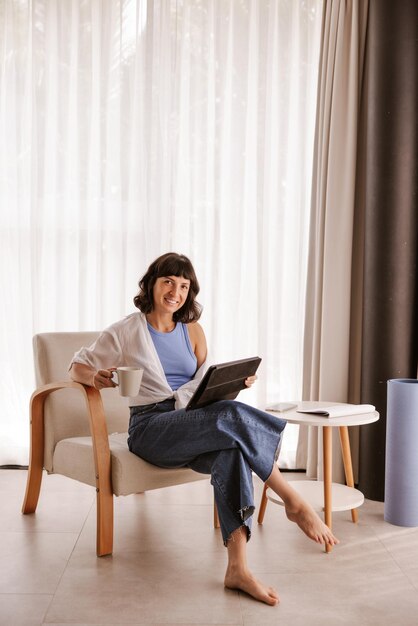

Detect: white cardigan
[70,312,207,408]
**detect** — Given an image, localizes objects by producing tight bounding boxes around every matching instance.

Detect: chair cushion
[52,432,208,496]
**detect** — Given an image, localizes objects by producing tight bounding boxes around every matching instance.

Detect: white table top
[265,400,379,427]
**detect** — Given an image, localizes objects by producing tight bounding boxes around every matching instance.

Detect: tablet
[185,356,262,411]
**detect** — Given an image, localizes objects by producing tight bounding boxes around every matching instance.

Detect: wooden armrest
[23,380,114,556]
[23,381,111,512]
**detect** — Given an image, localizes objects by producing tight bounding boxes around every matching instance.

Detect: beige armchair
[22,332,218,556]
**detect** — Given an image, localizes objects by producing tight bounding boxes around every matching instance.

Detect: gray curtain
[355,0,418,500]
[300,0,417,498]
[298,0,369,482]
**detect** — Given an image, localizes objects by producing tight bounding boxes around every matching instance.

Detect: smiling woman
[69,250,337,605]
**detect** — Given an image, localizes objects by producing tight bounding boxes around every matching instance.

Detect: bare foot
[224,567,279,606]
[285,500,339,546]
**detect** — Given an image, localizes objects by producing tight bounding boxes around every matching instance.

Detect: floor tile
[1,488,95,535]
[240,568,418,625]
[0,531,78,594]
[0,593,52,626]
[374,527,418,590]
[45,551,241,624]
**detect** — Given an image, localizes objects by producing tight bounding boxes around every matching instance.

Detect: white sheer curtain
[0,0,323,466]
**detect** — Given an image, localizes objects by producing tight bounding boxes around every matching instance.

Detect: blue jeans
[127,399,286,544]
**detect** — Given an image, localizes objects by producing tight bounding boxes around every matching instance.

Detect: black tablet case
[186,356,261,410]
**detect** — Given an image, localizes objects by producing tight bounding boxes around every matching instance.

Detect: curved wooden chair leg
[84,386,114,556]
[96,488,114,556]
[22,382,114,557]
[22,391,47,514]
[257,483,269,524]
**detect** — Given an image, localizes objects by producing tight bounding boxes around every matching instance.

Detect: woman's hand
[70,362,116,389]
[92,368,117,390]
[245,375,258,388]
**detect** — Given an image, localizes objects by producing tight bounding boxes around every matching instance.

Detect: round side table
[258,401,379,552]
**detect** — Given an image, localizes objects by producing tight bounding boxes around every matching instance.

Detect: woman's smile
[164,296,179,306]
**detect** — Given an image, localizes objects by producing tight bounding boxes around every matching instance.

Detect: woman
[70,252,338,606]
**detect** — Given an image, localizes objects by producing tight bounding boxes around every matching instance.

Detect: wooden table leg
[323,426,333,553]
[339,425,358,523]
[258,483,269,524]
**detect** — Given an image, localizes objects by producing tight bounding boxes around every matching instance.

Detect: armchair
[22,332,219,556]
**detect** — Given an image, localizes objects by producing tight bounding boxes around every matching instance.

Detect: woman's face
[152,275,191,315]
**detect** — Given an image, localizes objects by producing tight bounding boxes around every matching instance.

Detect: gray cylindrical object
[384,379,418,526]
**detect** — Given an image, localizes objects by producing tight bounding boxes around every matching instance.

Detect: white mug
[112,367,143,397]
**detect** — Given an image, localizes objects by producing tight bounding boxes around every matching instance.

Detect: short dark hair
[133,252,202,323]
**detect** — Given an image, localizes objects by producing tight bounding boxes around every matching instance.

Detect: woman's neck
[146,312,176,333]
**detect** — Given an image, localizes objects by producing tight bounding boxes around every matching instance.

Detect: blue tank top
[147,322,197,390]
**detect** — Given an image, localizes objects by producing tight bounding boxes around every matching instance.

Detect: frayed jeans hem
[224,522,252,547]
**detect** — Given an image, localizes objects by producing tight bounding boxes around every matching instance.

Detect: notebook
[185,356,261,411]
[297,403,376,418]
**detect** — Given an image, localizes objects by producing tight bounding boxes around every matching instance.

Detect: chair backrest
[33,332,129,472]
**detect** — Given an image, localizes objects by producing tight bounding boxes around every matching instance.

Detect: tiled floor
[1,469,418,625]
